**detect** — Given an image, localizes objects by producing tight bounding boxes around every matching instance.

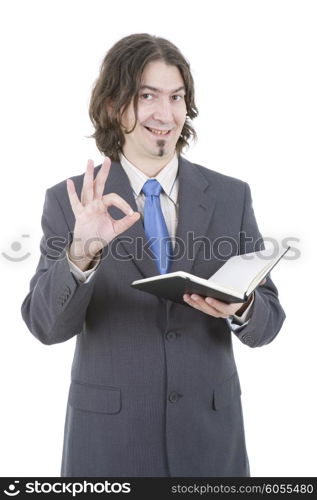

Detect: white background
[0,0,316,477]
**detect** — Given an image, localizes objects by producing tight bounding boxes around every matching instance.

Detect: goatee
[157,140,165,157]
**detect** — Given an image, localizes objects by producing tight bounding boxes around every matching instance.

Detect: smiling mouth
[144,126,171,136]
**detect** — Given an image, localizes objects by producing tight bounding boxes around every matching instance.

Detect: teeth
[148,128,169,135]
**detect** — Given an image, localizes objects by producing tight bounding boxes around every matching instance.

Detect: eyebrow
[139,85,186,94]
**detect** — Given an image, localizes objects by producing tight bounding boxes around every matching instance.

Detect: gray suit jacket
[21,156,286,477]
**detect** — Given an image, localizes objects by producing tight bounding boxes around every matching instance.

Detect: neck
[122,149,175,177]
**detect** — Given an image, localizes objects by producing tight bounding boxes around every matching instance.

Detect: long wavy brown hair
[89,33,198,161]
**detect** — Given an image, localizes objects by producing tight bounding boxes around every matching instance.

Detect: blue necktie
[142,179,172,274]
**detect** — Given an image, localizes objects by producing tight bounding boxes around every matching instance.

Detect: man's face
[121,60,187,165]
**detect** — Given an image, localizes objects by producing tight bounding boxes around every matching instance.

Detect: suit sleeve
[232,182,286,347]
[21,186,98,345]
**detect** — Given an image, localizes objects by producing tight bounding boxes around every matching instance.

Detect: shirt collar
[119,153,179,199]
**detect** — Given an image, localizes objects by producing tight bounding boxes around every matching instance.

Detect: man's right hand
[66,157,140,271]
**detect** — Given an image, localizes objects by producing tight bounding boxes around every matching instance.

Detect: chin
[154,148,171,158]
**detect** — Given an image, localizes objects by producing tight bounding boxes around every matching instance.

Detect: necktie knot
[142,179,163,197]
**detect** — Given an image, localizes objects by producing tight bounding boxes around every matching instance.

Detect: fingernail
[129,210,134,216]
[205,297,213,305]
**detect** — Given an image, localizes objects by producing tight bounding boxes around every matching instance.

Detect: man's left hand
[183,278,266,318]
[183,294,245,318]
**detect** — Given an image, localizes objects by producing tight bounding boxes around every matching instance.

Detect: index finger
[102,193,135,216]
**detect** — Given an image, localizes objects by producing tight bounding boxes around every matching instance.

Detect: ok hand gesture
[67,157,140,271]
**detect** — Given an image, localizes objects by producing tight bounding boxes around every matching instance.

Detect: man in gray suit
[21,33,285,477]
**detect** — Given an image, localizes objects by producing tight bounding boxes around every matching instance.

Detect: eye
[140,93,153,101]
[171,94,184,102]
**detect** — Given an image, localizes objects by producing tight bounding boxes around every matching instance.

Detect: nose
[152,96,173,123]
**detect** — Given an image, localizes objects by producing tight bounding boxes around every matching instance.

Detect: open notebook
[131,246,290,304]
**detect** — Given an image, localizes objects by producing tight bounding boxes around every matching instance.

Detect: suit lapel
[103,161,159,278]
[170,156,216,274]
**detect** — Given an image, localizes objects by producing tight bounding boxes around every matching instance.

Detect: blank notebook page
[208,249,283,294]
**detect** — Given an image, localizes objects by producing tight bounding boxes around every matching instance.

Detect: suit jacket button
[169,391,181,403]
[166,331,177,342]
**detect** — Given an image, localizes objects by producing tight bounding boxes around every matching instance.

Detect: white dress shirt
[119,153,179,243]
